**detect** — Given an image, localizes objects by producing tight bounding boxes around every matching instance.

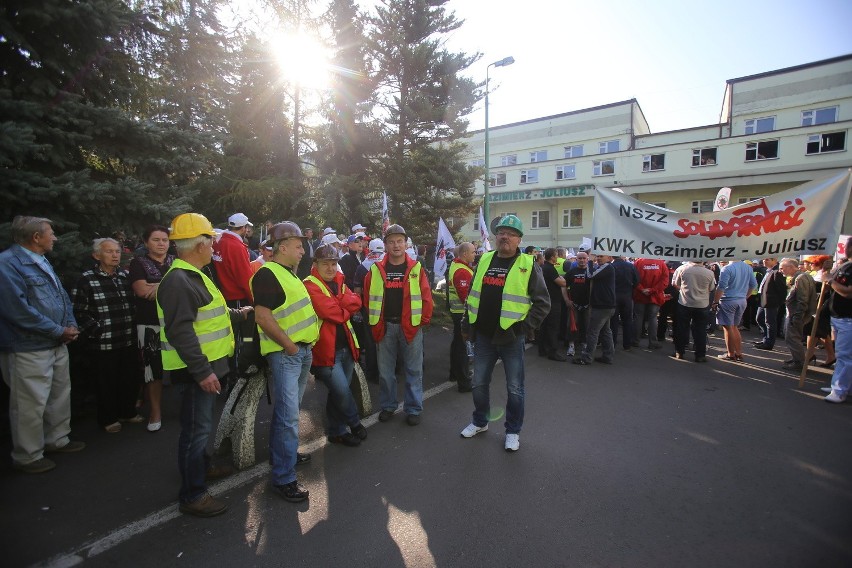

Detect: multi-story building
[459,54,852,249]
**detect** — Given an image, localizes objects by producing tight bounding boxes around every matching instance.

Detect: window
[691,200,713,214]
[531,210,550,229]
[802,107,838,126]
[745,140,779,161]
[737,196,763,205]
[530,150,547,163]
[470,158,485,167]
[520,169,538,184]
[599,140,620,154]
[500,155,517,166]
[649,202,666,209]
[564,145,583,158]
[593,160,615,176]
[806,131,846,154]
[555,165,576,180]
[744,116,775,135]
[473,216,479,231]
[642,154,665,171]
[692,147,717,166]
[489,172,507,187]
[562,208,583,228]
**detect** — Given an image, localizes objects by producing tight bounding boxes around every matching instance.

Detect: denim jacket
[0,244,77,352]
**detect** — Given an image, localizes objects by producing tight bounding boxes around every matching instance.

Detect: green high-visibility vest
[555,257,566,276]
[252,262,319,355]
[467,251,533,330]
[304,275,360,350]
[367,261,423,326]
[447,261,473,314]
[157,258,234,371]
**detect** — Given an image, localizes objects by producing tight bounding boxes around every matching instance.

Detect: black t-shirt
[830,260,852,318]
[382,261,407,320]
[252,264,289,309]
[564,265,591,305]
[541,262,563,306]
[475,254,519,338]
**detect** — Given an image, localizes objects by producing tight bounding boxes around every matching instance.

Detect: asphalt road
[2,325,851,568]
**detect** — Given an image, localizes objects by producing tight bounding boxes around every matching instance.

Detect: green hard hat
[496,214,524,237]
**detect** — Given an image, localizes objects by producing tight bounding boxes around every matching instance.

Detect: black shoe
[378,409,394,422]
[573,358,590,365]
[406,414,421,426]
[547,353,568,362]
[695,356,707,363]
[328,433,361,447]
[594,356,613,365]
[273,480,309,502]
[296,452,311,465]
[753,343,773,350]
[351,424,368,440]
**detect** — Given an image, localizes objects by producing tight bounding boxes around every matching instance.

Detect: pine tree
[366,0,483,243]
[0,0,199,282]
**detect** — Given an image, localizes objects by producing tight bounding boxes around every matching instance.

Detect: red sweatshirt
[632,258,670,305]
[212,232,253,302]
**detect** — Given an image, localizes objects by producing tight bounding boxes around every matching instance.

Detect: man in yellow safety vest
[157,213,251,517]
[251,221,319,503]
[363,224,433,426]
[459,215,550,452]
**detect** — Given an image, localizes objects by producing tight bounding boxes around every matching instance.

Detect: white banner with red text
[591,170,851,261]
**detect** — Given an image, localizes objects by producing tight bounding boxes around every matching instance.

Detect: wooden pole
[798,281,829,388]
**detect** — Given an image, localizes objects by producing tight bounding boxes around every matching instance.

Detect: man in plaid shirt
[72,238,140,433]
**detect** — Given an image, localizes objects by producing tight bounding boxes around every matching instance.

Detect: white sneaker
[460,423,488,438]
[567,344,575,357]
[504,433,520,452]
[825,391,847,404]
[820,387,833,393]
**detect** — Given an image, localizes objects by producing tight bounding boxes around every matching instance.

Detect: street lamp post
[484,55,515,231]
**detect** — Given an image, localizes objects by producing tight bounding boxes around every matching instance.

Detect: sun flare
[269,31,331,90]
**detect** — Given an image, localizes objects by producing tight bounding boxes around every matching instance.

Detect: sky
[441,0,852,133]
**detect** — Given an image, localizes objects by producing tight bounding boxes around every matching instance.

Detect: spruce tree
[366,0,482,243]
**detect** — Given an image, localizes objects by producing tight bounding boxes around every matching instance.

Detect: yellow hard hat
[169,213,215,240]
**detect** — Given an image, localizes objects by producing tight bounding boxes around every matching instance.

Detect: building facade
[459,54,852,250]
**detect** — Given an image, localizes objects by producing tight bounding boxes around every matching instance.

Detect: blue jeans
[312,348,360,436]
[177,381,216,504]
[377,324,424,415]
[581,307,616,362]
[472,333,526,434]
[756,306,779,347]
[267,346,312,486]
[830,317,852,396]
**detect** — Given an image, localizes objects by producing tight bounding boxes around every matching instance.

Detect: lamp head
[494,56,515,67]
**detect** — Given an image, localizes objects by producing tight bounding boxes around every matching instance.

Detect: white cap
[321,233,341,246]
[322,227,336,236]
[228,213,252,227]
[368,238,385,253]
[351,223,366,232]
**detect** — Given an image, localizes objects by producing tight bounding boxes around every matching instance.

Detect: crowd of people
[0,212,849,518]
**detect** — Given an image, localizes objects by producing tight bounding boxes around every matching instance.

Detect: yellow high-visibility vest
[251,262,319,355]
[157,258,234,371]
[467,251,533,329]
[367,261,423,326]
